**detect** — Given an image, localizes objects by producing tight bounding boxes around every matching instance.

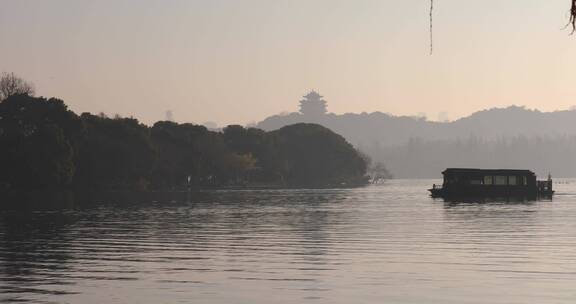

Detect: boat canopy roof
[442,168,535,176]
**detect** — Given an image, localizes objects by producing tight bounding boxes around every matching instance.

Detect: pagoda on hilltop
[299,91,327,116]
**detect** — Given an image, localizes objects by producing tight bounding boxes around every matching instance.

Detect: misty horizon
[14,88,576,128]
[3,1,576,126]
[4,1,576,303]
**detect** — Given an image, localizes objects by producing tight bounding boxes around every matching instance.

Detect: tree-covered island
[0,94,369,193]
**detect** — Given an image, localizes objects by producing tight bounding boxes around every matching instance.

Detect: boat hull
[429,186,553,200]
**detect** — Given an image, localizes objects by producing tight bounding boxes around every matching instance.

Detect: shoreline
[0,182,372,209]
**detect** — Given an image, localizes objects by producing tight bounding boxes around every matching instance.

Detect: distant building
[165,110,174,122]
[299,91,327,116]
[437,111,449,122]
[203,121,219,130]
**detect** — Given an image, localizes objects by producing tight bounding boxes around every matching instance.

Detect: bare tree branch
[0,72,35,101]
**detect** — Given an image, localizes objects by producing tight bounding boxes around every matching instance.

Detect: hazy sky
[1,0,576,125]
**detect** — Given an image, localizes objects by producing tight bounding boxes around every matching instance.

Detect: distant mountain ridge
[256,104,576,178]
[258,105,576,146]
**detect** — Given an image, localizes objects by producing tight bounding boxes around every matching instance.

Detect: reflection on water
[2,180,576,303]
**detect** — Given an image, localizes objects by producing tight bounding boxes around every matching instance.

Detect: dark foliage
[0,95,79,189]
[74,113,157,190]
[0,95,368,191]
[271,124,368,187]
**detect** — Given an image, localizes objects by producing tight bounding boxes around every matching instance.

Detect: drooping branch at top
[569,0,576,34]
[429,0,433,54]
[428,0,576,54]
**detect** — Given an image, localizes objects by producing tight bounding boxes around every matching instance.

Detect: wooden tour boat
[429,168,554,199]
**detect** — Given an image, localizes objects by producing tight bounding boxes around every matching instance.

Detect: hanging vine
[428,0,576,54]
[429,0,433,54]
[569,0,576,34]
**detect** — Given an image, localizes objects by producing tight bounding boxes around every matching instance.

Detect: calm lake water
[2,179,576,303]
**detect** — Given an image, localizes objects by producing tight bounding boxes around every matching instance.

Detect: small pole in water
[186,175,192,202]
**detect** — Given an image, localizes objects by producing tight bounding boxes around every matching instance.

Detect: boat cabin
[429,168,553,198]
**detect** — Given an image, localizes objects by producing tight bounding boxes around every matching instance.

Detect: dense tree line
[0,94,368,191]
[258,100,576,178]
[258,105,576,148]
[367,135,576,178]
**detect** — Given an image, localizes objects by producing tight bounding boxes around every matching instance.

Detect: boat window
[522,176,527,185]
[484,176,493,185]
[470,180,482,185]
[508,176,517,185]
[494,176,507,185]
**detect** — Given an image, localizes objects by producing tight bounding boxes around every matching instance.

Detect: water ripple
[2,180,576,303]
